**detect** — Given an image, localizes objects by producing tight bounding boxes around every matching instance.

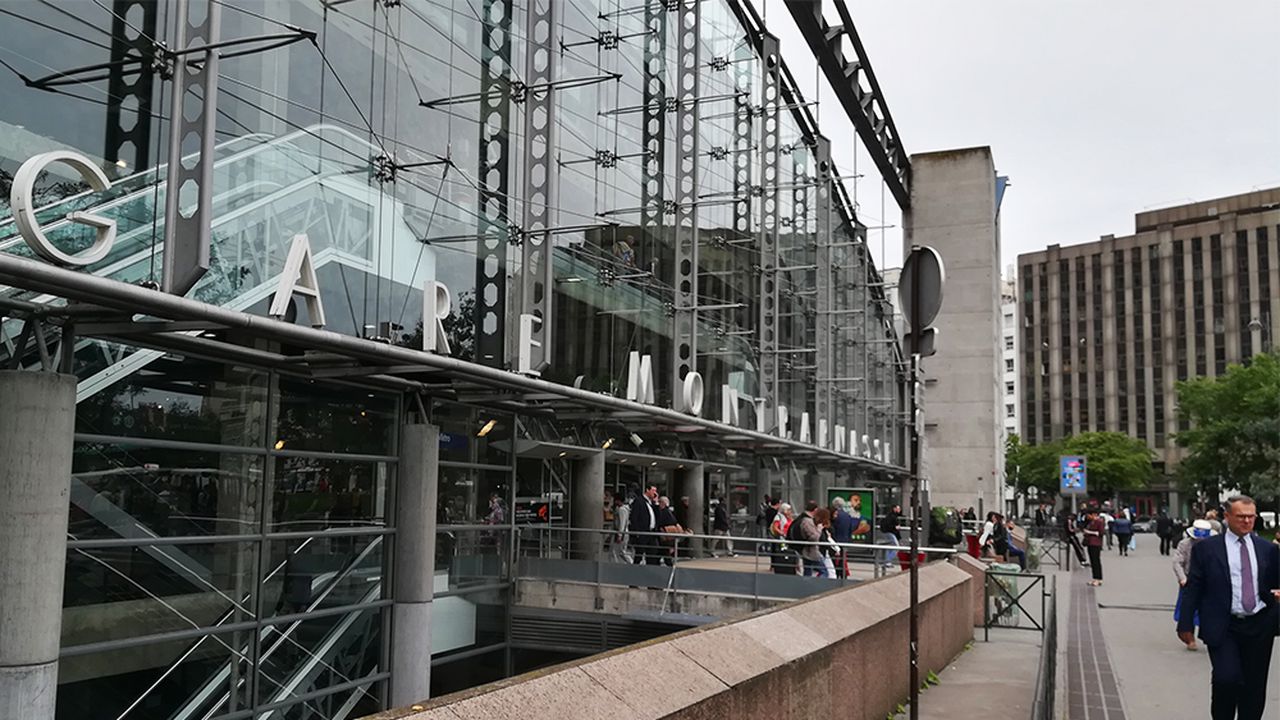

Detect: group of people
[759,496,872,577]
[1057,502,1142,585]
[606,485,698,565]
[977,512,1026,570]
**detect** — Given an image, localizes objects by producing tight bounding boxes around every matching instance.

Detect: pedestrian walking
[789,500,823,577]
[711,494,734,556]
[1177,495,1280,720]
[813,507,838,578]
[1113,512,1133,556]
[769,503,796,574]
[1157,510,1175,556]
[629,485,659,565]
[1083,508,1105,586]
[879,503,902,568]
[608,491,633,563]
[831,497,855,577]
[1101,505,1115,551]
[1062,508,1089,566]
[1173,519,1216,650]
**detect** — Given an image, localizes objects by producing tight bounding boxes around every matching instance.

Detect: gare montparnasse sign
[9,150,892,463]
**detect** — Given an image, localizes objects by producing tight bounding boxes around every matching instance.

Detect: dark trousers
[1087,545,1103,580]
[1067,534,1088,564]
[1116,533,1132,556]
[1160,535,1174,555]
[1208,611,1276,720]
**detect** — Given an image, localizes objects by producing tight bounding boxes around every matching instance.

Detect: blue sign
[1060,455,1087,493]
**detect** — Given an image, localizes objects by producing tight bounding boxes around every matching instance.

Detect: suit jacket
[629,495,656,536]
[1177,532,1280,645]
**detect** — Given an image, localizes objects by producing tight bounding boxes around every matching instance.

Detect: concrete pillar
[571,452,605,560]
[0,371,76,719]
[676,464,705,556]
[389,423,439,706]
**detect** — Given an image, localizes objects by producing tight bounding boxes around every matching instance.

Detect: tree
[1060,432,1155,495]
[1005,433,1063,498]
[1175,352,1280,502]
[1006,431,1154,499]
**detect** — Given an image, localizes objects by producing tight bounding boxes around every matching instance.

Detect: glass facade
[0,1,908,718]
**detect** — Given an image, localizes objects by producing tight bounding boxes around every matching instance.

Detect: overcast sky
[763,0,1280,274]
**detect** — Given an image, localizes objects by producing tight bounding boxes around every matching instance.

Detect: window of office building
[1132,250,1146,441]
[1006,381,1016,395]
[1238,230,1253,359]
[1005,336,1015,351]
[1006,404,1016,418]
[1192,238,1206,376]
[1149,245,1164,445]
[1260,228,1273,351]
[1091,254,1104,429]
[1210,235,1226,374]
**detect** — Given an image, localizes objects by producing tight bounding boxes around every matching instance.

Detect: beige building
[1017,188,1280,485]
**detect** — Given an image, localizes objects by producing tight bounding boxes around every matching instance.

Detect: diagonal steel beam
[784,0,911,209]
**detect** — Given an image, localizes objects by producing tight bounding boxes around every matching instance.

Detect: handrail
[515,524,960,555]
[1029,575,1058,720]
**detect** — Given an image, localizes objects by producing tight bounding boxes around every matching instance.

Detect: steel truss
[783,0,912,209]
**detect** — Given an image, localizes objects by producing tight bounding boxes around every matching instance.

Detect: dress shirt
[1225,530,1263,617]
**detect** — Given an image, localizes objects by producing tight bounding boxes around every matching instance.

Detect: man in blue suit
[1178,495,1280,720]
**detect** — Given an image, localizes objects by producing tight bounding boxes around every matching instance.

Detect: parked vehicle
[1132,515,1154,533]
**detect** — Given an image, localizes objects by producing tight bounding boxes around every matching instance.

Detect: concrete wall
[904,147,1003,513]
[363,562,974,720]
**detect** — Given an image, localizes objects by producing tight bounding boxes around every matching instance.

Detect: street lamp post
[1248,313,1273,353]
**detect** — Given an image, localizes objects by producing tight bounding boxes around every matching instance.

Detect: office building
[1017,188,1280,511]
[903,148,1008,514]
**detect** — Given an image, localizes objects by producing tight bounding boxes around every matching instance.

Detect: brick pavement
[1067,571,1128,719]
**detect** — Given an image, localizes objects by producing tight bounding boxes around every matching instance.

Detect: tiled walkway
[1067,572,1128,719]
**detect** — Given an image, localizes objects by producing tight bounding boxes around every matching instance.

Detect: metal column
[0,371,76,720]
[104,0,158,173]
[474,0,513,367]
[389,423,440,706]
[517,0,557,373]
[676,463,705,556]
[672,0,701,410]
[757,33,782,430]
[571,452,606,561]
[814,136,834,445]
[162,0,221,295]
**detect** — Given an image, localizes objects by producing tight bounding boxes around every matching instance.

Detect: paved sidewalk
[914,628,1042,719]
[1082,542,1280,720]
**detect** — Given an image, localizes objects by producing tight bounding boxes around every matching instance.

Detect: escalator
[0,124,435,401]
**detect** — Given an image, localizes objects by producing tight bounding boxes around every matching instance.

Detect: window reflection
[271,457,390,532]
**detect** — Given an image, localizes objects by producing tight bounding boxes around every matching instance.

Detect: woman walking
[1172,519,1215,650]
[1082,507,1105,586]
[1112,510,1133,556]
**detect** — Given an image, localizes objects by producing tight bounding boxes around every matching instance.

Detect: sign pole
[908,253,922,720]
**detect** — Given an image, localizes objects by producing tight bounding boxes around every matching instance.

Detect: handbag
[1128,535,1137,551]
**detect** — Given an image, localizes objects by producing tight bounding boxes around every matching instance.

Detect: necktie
[1241,538,1257,614]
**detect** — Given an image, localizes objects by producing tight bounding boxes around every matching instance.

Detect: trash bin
[986,562,1022,627]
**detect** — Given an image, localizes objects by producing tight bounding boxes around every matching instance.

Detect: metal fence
[1029,575,1058,720]
[983,570,1051,639]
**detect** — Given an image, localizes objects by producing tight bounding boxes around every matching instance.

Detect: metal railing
[1029,575,1058,720]
[983,570,1051,639]
[511,525,958,615]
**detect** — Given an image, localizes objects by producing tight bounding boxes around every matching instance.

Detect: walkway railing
[510,526,959,616]
[1029,575,1058,720]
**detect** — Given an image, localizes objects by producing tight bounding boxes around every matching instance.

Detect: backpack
[786,514,808,543]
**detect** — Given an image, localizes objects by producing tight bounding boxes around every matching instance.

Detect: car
[1131,515,1154,533]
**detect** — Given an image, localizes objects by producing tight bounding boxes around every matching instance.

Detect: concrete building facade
[904,147,1006,514]
[1016,188,1280,507]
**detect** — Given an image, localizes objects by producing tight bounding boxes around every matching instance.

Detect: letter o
[682,371,704,416]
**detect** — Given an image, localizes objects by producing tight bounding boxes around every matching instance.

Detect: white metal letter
[755,399,768,433]
[833,424,846,453]
[12,151,116,266]
[817,419,829,449]
[721,385,740,425]
[861,434,871,458]
[517,313,543,376]
[776,405,789,439]
[270,234,325,328]
[680,371,705,416]
[626,352,655,404]
[799,412,811,444]
[422,280,452,355]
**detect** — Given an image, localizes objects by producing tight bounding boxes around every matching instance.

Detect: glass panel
[275,378,397,455]
[255,608,383,707]
[70,444,265,540]
[439,465,512,526]
[271,456,391,532]
[436,527,509,592]
[56,631,252,720]
[432,402,515,466]
[75,360,268,446]
[261,534,385,618]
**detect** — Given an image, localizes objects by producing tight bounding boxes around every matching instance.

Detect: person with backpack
[769,503,796,574]
[789,501,823,577]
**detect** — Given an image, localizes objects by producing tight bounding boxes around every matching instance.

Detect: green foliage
[1007,431,1155,497]
[1175,353,1280,501]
